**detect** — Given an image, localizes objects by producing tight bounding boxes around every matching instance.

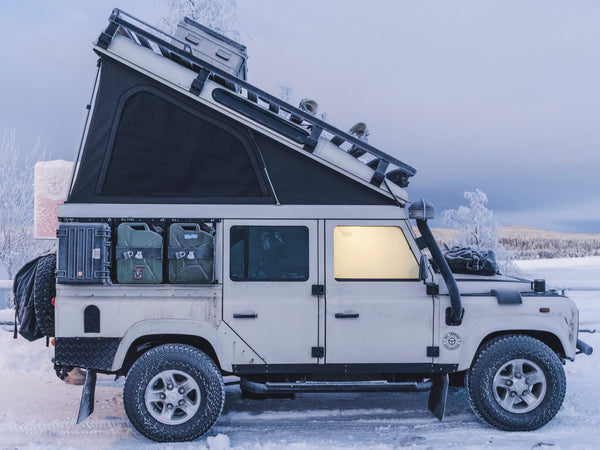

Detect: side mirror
[419,254,429,281]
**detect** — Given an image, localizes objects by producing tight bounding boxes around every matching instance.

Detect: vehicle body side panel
[55,284,263,372]
[434,295,577,370]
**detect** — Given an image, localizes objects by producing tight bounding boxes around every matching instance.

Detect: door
[325,220,434,364]
[223,219,320,364]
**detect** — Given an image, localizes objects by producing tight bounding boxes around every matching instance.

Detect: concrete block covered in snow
[34,160,73,239]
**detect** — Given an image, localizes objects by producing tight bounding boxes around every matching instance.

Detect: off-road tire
[123,344,225,442]
[33,253,56,337]
[465,334,566,431]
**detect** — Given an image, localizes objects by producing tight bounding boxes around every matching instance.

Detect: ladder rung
[367,158,381,169]
[157,43,172,58]
[348,146,366,158]
[135,32,153,50]
[330,136,344,146]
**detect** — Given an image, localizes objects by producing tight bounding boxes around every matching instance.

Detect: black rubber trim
[454,277,531,283]
[491,288,523,304]
[232,363,458,375]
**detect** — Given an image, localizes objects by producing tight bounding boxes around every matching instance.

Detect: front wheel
[465,335,566,431]
[123,344,225,442]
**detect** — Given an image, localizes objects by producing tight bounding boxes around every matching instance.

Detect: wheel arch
[460,330,566,372]
[119,334,222,375]
[457,322,572,371]
[111,319,230,373]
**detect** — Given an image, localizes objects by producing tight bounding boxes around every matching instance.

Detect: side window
[230,226,309,281]
[100,90,266,199]
[333,226,419,280]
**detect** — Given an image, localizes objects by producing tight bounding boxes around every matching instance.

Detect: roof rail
[98,9,416,188]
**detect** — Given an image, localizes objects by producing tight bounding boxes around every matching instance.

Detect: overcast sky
[1,1,599,232]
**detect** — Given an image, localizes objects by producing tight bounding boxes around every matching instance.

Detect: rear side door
[324,220,434,365]
[223,219,320,364]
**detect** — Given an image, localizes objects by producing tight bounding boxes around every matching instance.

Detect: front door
[325,220,434,364]
[223,219,320,364]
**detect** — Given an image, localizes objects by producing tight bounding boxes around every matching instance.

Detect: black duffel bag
[444,246,499,276]
[12,255,44,341]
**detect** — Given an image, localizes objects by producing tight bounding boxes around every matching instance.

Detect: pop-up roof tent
[67,9,416,206]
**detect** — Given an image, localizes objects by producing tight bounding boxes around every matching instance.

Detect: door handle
[233,313,258,319]
[334,312,359,319]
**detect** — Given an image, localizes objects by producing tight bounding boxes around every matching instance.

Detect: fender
[456,315,574,371]
[112,319,227,372]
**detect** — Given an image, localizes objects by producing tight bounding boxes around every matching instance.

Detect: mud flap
[427,374,449,420]
[76,369,97,424]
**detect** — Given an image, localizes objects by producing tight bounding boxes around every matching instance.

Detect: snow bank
[34,160,73,239]
[517,256,600,290]
[0,322,54,373]
[0,308,14,323]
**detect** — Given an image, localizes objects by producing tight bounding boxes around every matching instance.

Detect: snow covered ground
[0,258,598,449]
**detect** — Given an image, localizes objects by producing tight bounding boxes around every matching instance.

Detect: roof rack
[97,9,416,188]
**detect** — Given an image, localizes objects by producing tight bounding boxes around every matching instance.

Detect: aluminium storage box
[116,223,163,284]
[168,223,215,283]
[57,223,111,284]
[173,17,247,80]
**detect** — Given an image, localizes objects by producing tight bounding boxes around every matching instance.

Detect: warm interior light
[333,226,418,279]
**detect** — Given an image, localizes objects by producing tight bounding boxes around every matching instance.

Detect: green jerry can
[168,223,215,283]
[116,223,163,283]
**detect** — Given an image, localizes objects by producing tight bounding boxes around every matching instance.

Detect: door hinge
[312,284,325,296]
[427,346,440,357]
[311,346,324,358]
[426,282,439,296]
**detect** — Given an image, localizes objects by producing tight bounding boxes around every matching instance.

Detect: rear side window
[100,90,266,199]
[230,226,309,281]
[333,226,418,280]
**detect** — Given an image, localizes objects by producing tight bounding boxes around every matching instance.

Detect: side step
[240,378,433,394]
[241,375,449,421]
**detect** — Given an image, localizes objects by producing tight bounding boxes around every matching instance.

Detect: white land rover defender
[14,9,593,443]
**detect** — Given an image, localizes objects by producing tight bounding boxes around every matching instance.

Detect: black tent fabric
[67,55,394,206]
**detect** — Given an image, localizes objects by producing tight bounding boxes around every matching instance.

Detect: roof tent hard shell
[66,9,416,207]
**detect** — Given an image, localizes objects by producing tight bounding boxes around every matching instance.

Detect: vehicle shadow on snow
[220,385,474,422]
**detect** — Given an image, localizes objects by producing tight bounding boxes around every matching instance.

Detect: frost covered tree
[276,82,293,103]
[161,0,242,42]
[442,189,518,275]
[0,130,53,284]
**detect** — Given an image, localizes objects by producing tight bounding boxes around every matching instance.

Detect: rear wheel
[466,335,565,431]
[123,344,224,442]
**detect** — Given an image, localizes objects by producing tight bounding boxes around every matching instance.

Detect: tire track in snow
[0,418,130,435]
